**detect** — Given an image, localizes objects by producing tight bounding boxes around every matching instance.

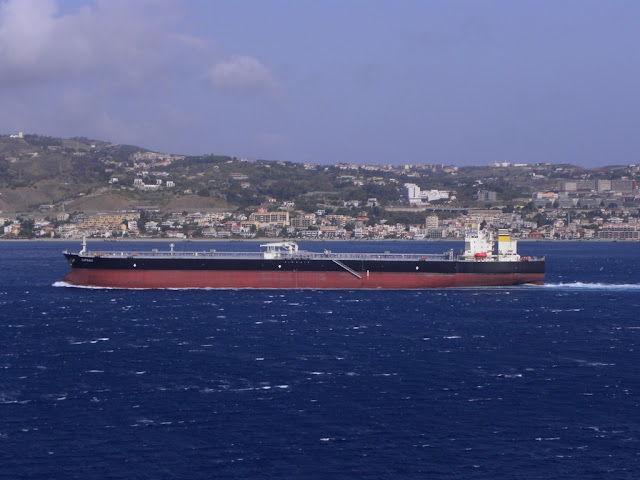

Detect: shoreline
[0,237,634,243]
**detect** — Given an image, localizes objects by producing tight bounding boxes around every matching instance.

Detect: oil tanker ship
[61,228,545,289]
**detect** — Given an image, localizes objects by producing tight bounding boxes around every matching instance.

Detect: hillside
[0,133,635,217]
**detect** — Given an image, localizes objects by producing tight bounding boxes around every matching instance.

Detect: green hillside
[0,133,631,218]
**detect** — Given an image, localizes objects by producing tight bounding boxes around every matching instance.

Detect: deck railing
[64,248,544,263]
[65,248,456,262]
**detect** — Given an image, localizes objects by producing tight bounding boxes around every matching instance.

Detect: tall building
[558,182,577,192]
[611,179,636,193]
[476,190,498,201]
[404,183,422,203]
[425,215,439,229]
[576,180,596,191]
[596,179,611,192]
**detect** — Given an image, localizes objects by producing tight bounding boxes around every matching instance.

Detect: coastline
[0,237,633,243]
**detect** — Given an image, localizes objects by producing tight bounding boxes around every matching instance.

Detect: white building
[404,183,449,204]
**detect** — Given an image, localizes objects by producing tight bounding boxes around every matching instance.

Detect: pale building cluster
[2,198,632,241]
[403,183,450,204]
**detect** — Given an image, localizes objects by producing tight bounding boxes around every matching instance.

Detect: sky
[1,0,639,167]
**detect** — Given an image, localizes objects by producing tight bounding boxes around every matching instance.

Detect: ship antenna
[80,235,87,255]
[170,243,174,255]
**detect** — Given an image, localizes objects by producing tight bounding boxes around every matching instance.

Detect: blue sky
[1,0,639,166]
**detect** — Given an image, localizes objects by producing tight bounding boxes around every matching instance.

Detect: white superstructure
[463,226,520,261]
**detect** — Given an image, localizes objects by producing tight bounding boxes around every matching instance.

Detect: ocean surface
[1,239,639,479]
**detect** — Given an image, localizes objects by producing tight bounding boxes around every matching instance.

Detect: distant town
[1,133,639,241]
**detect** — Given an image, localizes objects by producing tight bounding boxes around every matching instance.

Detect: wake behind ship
[61,229,545,289]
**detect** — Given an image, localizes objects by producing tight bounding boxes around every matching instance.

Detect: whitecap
[544,282,640,291]
[135,419,155,425]
[52,281,121,290]
[495,373,523,378]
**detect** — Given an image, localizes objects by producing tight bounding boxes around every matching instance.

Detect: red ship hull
[63,268,544,289]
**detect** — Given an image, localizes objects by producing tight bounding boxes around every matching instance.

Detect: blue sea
[1,240,639,479]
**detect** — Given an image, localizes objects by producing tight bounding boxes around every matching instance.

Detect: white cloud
[206,55,280,94]
[0,0,68,81]
[0,0,196,87]
[0,0,282,96]
[0,0,285,156]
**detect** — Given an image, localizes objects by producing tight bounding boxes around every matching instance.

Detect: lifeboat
[474,252,487,258]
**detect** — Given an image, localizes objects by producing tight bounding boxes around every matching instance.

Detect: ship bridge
[260,242,299,259]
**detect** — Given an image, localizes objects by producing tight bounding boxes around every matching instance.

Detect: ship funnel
[497,229,519,260]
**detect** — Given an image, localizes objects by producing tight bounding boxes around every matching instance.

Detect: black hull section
[64,253,545,276]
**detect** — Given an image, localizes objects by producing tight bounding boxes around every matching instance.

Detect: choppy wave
[52,281,121,290]
[50,281,551,292]
[544,282,640,290]
[6,239,640,479]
